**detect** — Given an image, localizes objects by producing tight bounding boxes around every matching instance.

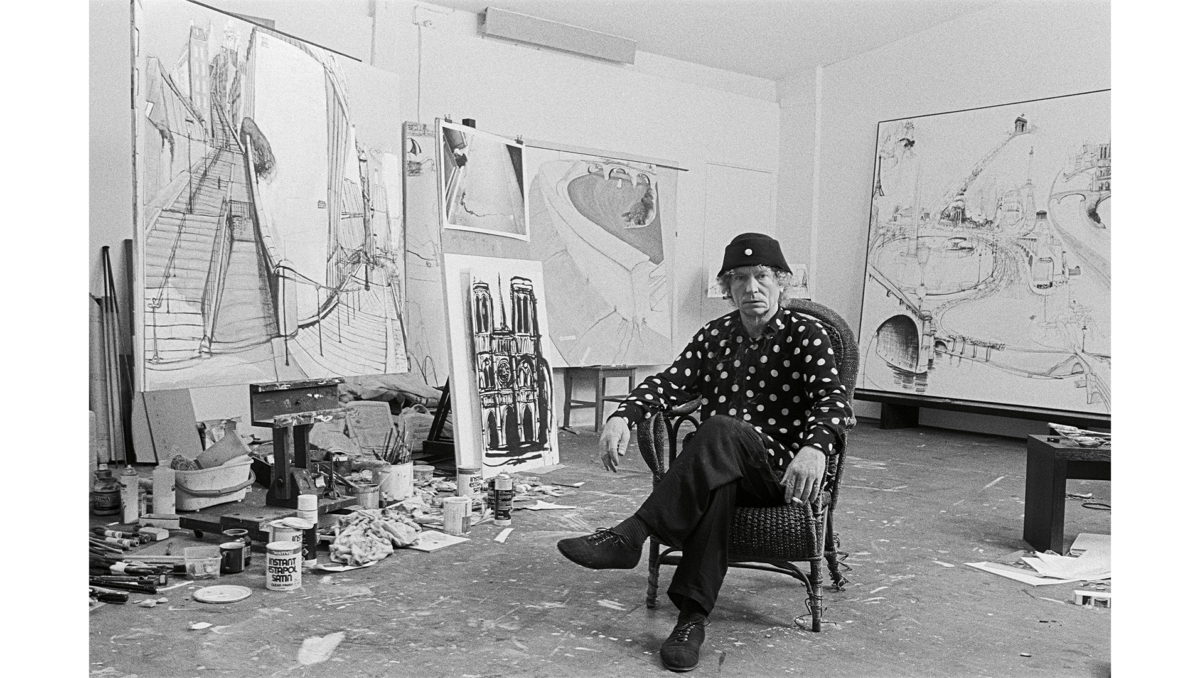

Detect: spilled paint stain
[298,631,346,665]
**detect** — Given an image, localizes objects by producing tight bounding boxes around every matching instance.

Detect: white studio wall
[776,0,1110,434]
[91,0,781,428]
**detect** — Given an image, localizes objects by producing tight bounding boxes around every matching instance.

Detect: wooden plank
[143,389,203,462]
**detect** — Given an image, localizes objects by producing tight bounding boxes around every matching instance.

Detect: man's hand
[781,446,827,505]
[598,418,631,472]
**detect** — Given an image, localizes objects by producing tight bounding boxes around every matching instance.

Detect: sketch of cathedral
[471,276,553,462]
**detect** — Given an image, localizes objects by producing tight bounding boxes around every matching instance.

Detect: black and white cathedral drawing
[470,275,554,466]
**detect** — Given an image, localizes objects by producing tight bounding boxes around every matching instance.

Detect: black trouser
[634,415,786,615]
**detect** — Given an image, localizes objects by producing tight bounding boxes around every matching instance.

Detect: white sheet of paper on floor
[520,500,577,510]
[964,561,1085,586]
[1022,548,1110,581]
[312,561,377,573]
[1069,533,1111,558]
[494,527,514,543]
[409,530,469,552]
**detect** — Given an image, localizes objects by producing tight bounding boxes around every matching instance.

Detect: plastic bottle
[297,494,319,567]
[152,459,176,515]
[119,465,140,524]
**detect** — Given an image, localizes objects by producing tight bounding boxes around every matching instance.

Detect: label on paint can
[457,467,483,500]
[266,541,302,591]
[268,518,310,545]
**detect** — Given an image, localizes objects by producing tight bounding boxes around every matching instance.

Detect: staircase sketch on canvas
[134,2,407,390]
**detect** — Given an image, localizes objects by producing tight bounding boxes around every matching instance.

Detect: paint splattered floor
[88,423,1110,677]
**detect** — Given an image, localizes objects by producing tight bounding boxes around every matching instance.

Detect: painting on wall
[438,121,528,240]
[402,121,450,387]
[523,146,676,367]
[442,254,558,477]
[856,90,1110,416]
[133,0,407,391]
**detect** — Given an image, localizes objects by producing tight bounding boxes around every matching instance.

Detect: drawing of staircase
[288,265,402,377]
[144,99,277,367]
[143,154,226,364]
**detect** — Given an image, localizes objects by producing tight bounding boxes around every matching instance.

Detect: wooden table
[1022,434,1111,554]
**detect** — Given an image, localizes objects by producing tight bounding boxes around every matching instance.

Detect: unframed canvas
[438,120,528,241]
[523,146,676,367]
[856,90,1110,416]
[133,0,407,391]
[442,253,558,477]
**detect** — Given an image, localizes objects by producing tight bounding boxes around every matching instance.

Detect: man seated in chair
[556,232,853,672]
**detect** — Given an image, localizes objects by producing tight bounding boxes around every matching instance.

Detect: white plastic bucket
[381,462,413,501]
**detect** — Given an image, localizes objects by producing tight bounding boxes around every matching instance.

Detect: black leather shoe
[556,528,642,569]
[660,614,707,672]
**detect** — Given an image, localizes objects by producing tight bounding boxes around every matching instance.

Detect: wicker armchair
[635,298,858,632]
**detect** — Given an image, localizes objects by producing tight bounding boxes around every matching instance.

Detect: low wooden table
[1022,434,1111,554]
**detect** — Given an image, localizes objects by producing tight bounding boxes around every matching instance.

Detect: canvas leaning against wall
[442,254,559,477]
[133,0,407,391]
[856,90,1110,416]
[402,121,450,387]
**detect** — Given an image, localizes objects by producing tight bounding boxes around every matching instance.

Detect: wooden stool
[562,366,637,432]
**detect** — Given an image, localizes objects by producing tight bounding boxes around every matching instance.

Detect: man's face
[729,265,781,323]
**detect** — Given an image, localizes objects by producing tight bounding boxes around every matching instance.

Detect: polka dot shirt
[611,308,853,478]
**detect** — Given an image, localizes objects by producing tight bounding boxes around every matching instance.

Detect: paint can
[91,467,121,516]
[222,528,252,567]
[442,496,471,536]
[490,474,514,526]
[353,484,381,509]
[457,467,483,502]
[413,464,435,484]
[381,462,413,501]
[265,541,302,591]
[219,541,246,574]
[268,517,310,546]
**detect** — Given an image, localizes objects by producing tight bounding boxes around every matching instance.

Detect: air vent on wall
[482,7,636,65]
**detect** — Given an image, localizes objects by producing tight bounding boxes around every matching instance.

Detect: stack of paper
[966,533,1110,585]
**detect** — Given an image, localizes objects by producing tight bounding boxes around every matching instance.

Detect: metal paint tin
[220,542,246,574]
[222,529,252,567]
[457,467,483,501]
[265,541,302,591]
[268,517,310,546]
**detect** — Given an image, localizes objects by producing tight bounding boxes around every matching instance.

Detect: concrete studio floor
[88,423,1111,677]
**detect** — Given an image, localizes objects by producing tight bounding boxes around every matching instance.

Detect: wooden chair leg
[646,538,661,608]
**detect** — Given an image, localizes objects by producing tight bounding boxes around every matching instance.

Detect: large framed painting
[856,90,1110,417]
[133,0,407,390]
